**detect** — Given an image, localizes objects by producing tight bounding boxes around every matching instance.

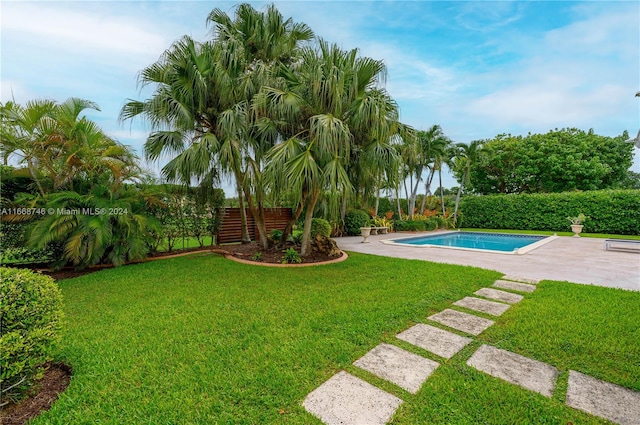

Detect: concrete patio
[335,231,640,291]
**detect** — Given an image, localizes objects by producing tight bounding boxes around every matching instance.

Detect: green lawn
[35,253,638,424]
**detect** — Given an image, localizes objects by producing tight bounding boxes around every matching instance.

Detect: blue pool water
[393,232,547,252]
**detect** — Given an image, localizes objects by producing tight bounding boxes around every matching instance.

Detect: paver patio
[336,233,640,291]
[353,343,439,394]
[428,309,495,336]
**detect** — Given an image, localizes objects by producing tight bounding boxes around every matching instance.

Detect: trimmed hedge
[395,219,438,232]
[0,268,64,405]
[344,210,370,236]
[459,189,640,235]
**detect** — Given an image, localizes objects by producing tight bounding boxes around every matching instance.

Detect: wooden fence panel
[217,208,292,244]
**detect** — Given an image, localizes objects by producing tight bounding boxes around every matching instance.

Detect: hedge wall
[459,189,640,235]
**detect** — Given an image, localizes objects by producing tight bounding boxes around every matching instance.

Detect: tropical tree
[121,3,313,249]
[452,140,484,224]
[417,125,451,213]
[28,185,156,269]
[466,129,634,194]
[2,98,139,196]
[399,125,447,219]
[262,40,403,255]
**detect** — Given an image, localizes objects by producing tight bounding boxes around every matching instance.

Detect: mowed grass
[34,253,639,424]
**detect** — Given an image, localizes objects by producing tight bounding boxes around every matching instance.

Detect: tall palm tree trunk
[236,182,251,244]
[439,167,445,215]
[453,169,467,226]
[300,188,320,256]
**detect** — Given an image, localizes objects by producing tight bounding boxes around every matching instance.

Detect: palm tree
[28,185,156,268]
[2,98,139,196]
[121,4,313,249]
[452,140,483,225]
[400,126,444,219]
[262,40,401,255]
[417,125,450,213]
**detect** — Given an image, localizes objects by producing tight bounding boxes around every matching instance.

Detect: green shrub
[372,216,394,231]
[459,189,640,235]
[395,218,439,231]
[270,229,283,243]
[344,210,370,236]
[292,230,303,244]
[0,267,64,405]
[0,223,59,265]
[424,218,438,231]
[310,218,331,238]
[395,220,426,231]
[281,248,302,264]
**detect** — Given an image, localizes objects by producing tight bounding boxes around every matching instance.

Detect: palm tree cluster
[121,3,414,255]
[1,98,154,268]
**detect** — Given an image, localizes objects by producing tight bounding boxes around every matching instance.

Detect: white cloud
[2,3,167,58]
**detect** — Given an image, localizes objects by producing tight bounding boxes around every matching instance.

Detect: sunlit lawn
[35,253,639,424]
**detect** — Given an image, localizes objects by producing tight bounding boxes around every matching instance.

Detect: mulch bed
[3,243,337,423]
[39,243,337,280]
[0,363,72,425]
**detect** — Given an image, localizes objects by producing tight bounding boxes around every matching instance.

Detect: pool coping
[380,231,559,255]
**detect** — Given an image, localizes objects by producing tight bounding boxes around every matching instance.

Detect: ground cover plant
[23,253,639,424]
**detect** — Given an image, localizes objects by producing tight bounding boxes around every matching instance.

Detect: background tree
[466,128,634,194]
[452,139,483,224]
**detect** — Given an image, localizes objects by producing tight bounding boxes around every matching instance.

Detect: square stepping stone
[453,296,511,316]
[353,343,439,394]
[467,344,558,397]
[475,287,524,304]
[493,280,537,293]
[303,371,403,425]
[397,323,472,359]
[566,370,640,425]
[502,275,540,284]
[428,309,495,336]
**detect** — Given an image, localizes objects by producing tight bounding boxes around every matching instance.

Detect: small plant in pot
[567,213,588,237]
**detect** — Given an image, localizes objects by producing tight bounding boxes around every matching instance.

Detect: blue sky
[2,0,639,195]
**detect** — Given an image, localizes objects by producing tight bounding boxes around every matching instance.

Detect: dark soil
[221,242,339,264]
[0,363,72,425]
[39,243,338,280]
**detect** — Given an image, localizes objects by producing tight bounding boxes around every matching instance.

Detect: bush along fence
[459,189,640,235]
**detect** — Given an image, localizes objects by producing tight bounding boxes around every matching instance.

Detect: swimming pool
[383,231,557,254]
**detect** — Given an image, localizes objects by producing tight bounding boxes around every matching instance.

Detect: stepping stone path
[353,343,440,394]
[566,371,640,425]
[467,344,558,397]
[303,274,639,425]
[396,323,472,359]
[474,287,524,304]
[492,279,537,293]
[453,296,511,316]
[428,308,495,336]
[303,371,402,425]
